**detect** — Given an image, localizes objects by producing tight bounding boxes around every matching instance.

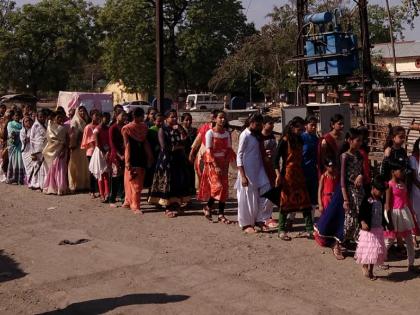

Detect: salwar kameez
[198,129,235,203]
[122,122,150,211]
[109,123,125,203]
[236,128,273,228]
[29,120,48,190]
[6,121,25,185]
[149,124,195,207]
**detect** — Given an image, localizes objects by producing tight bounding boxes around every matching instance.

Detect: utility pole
[296,0,308,107]
[358,0,375,124]
[156,0,164,112]
[385,0,400,113]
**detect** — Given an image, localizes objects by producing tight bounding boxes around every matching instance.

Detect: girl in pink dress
[384,162,418,273]
[355,177,388,280]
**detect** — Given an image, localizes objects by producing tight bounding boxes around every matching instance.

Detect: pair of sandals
[203,207,232,224]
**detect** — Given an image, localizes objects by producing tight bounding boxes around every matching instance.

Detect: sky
[14,0,420,40]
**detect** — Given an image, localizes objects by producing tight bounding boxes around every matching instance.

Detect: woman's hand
[241,175,249,187]
[361,221,369,231]
[275,175,282,187]
[354,175,363,188]
[343,200,350,212]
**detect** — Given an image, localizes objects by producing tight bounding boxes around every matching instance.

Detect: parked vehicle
[186,94,223,110]
[122,100,151,114]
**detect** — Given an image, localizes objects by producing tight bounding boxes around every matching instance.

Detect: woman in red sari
[198,111,235,223]
[121,108,153,214]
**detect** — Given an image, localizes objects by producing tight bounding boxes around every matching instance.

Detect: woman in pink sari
[42,112,69,195]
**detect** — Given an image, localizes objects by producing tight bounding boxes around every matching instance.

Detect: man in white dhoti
[29,110,48,190]
[236,113,273,234]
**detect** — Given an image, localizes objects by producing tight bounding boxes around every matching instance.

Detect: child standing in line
[355,177,388,281]
[81,109,101,198]
[318,158,339,214]
[384,162,419,273]
[381,126,409,181]
[91,112,111,202]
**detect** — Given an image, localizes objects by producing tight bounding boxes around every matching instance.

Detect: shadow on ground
[0,249,26,283]
[37,293,190,315]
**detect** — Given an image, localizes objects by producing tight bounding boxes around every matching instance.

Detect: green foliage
[99,0,253,95]
[0,0,99,96]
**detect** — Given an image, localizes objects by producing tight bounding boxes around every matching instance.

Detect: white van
[186,94,224,110]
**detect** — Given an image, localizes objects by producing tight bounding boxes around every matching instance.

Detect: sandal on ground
[218,215,232,224]
[122,203,130,209]
[265,219,279,228]
[165,210,177,218]
[298,231,314,239]
[279,232,292,241]
[256,222,270,232]
[132,209,144,215]
[243,226,257,234]
[369,272,377,281]
[203,206,212,222]
[332,245,345,260]
[109,203,119,208]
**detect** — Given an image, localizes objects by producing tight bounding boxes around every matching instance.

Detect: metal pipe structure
[156,0,164,112]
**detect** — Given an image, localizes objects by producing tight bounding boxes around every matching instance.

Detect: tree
[99,0,254,96]
[209,4,296,98]
[0,0,99,96]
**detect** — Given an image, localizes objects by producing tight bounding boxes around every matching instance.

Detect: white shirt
[236,128,269,188]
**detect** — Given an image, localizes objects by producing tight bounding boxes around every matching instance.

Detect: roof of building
[372,41,420,59]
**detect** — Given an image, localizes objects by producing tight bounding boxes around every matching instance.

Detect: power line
[245,0,253,15]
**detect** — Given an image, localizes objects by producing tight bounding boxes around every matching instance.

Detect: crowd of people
[1,103,420,281]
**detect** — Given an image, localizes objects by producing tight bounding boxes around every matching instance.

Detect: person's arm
[318,174,324,212]
[189,133,202,163]
[93,128,103,154]
[158,127,166,151]
[340,154,350,211]
[385,186,394,230]
[274,139,286,187]
[236,132,248,187]
[122,131,131,170]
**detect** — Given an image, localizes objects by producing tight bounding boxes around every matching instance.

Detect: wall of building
[103,82,148,105]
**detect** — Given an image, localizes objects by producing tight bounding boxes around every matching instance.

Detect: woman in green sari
[6,110,25,185]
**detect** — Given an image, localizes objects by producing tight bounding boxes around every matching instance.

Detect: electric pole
[296,0,308,107]
[358,0,374,124]
[156,0,164,112]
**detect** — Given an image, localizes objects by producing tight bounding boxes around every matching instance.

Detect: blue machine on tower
[304,10,359,79]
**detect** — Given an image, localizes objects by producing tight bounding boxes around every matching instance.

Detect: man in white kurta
[236,126,273,231]
[29,111,48,190]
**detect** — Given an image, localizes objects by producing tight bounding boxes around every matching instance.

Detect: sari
[20,127,33,185]
[6,121,25,185]
[43,121,69,195]
[121,121,149,211]
[0,116,10,181]
[29,120,48,190]
[68,111,90,192]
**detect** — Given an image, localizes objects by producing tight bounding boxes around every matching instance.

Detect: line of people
[1,103,420,280]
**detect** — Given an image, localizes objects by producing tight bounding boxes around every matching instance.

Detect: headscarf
[121,121,148,142]
[69,108,87,148]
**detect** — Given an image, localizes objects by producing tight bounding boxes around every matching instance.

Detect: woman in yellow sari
[68,106,90,193]
[43,112,69,195]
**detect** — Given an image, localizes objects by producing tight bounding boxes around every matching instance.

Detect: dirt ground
[1,184,420,315]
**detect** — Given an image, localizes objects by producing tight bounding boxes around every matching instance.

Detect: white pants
[237,183,273,228]
[29,153,47,190]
